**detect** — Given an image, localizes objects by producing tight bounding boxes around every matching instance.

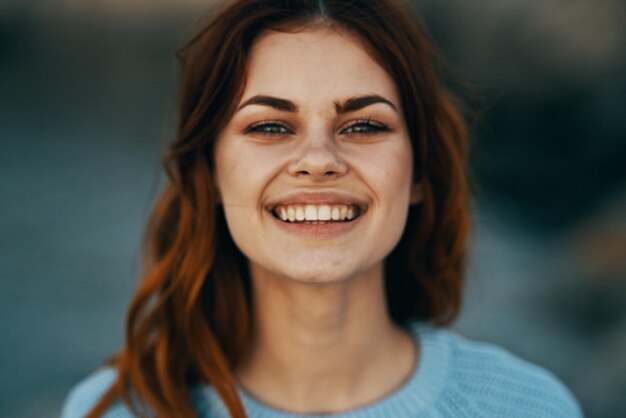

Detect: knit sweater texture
[61,322,583,417]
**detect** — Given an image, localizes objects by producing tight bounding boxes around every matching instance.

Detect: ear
[409,182,423,205]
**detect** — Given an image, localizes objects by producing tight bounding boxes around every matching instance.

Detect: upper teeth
[273,204,360,222]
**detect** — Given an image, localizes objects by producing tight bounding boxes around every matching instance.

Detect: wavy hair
[87,0,469,417]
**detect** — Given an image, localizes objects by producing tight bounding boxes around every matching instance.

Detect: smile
[271,204,364,223]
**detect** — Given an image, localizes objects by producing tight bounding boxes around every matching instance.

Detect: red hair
[87,0,469,416]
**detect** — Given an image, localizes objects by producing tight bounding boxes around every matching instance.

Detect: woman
[62,0,582,417]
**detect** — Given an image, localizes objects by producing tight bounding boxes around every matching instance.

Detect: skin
[214,27,422,414]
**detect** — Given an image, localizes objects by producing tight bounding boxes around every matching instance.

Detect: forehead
[241,27,400,106]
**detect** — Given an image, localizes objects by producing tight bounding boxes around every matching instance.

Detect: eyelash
[245,120,292,136]
[244,119,390,137]
[341,119,389,135]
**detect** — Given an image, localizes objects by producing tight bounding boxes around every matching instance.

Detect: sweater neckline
[214,322,450,418]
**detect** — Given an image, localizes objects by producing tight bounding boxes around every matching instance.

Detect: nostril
[287,146,348,179]
[290,163,349,180]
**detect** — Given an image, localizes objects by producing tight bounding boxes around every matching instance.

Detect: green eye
[246,121,293,136]
[341,119,389,135]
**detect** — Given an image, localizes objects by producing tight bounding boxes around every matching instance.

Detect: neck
[234,263,417,414]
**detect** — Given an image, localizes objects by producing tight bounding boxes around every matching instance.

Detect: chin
[275,260,372,285]
[285,271,350,285]
[249,251,383,285]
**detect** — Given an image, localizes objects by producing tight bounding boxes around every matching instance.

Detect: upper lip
[265,191,369,211]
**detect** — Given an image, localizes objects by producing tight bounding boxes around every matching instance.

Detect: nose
[287,135,348,181]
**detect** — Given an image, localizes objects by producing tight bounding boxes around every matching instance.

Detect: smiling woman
[61,1,582,417]
[215,28,419,286]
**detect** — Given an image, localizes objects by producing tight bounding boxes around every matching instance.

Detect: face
[214,27,420,284]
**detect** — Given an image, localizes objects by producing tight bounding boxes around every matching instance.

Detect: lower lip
[267,211,363,238]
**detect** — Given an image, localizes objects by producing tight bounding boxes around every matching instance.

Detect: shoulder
[426,327,583,417]
[61,368,134,418]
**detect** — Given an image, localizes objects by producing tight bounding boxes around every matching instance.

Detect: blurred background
[1,0,624,416]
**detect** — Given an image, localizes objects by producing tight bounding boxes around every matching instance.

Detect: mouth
[269,204,366,224]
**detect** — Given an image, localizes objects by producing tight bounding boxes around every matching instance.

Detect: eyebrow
[334,95,397,114]
[236,94,397,114]
[237,95,298,112]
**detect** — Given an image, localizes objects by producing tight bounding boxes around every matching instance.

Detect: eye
[340,119,390,136]
[245,120,293,136]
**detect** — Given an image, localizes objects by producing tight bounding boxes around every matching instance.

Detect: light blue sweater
[62,322,583,417]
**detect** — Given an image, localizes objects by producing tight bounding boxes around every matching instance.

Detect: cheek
[388,141,414,191]
[216,145,267,206]
[358,143,414,201]
[215,142,291,253]
[214,145,265,257]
